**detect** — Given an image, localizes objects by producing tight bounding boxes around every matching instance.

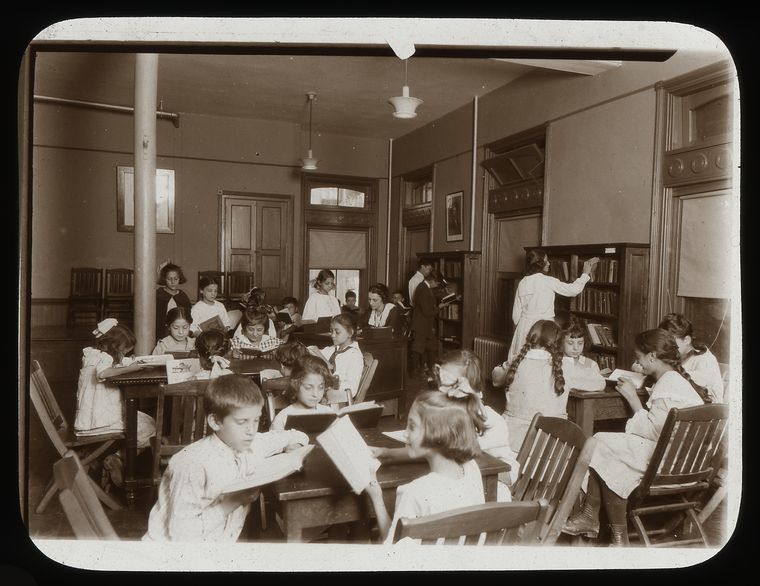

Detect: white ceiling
[32,51,568,140]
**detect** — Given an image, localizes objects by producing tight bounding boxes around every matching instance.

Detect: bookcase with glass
[418,251,482,351]
[526,243,650,371]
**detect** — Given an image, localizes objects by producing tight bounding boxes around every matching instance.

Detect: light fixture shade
[389,85,423,119]
[301,149,319,171]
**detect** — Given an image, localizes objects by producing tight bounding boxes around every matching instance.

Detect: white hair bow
[92,318,118,338]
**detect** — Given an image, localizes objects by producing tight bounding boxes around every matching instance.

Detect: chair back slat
[70,268,103,298]
[355,353,378,404]
[678,420,711,474]
[226,271,255,299]
[671,420,702,473]
[104,268,134,298]
[659,418,689,473]
[539,441,576,503]
[29,360,69,456]
[514,431,549,496]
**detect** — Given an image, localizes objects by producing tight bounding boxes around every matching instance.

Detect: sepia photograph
[17,16,742,574]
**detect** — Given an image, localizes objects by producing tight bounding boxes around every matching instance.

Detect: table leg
[576,398,596,438]
[124,395,138,509]
[484,474,498,503]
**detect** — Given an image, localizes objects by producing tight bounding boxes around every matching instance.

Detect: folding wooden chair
[67,267,103,326]
[354,352,379,404]
[627,403,729,547]
[393,499,551,545]
[102,268,134,326]
[54,450,119,540]
[226,271,255,301]
[261,375,291,429]
[29,360,123,514]
[513,413,597,545]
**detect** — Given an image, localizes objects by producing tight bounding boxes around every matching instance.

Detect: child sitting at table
[493,319,568,453]
[152,306,196,355]
[341,289,360,314]
[270,355,339,431]
[144,374,310,542]
[193,330,234,380]
[365,390,486,543]
[278,296,302,327]
[318,313,364,405]
[75,319,156,490]
[231,307,282,358]
[560,316,606,392]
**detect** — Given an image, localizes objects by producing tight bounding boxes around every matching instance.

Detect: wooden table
[108,357,280,507]
[268,427,508,542]
[291,332,409,414]
[567,383,650,437]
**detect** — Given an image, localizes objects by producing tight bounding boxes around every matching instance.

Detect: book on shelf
[605,369,646,389]
[587,352,616,372]
[316,415,381,494]
[198,314,225,332]
[219,445,315,495]
[165,358,202,384]
[586,323,617,348]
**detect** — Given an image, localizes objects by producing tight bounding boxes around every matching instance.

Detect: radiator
[473,335,510,372]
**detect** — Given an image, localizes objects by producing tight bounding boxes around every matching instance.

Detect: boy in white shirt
[144,374,309,542]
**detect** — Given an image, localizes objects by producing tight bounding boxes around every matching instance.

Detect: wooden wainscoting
[30,299,69,328]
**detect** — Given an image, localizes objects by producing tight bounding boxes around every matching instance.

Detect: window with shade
[307,229,367,308]
[403,168,433,208]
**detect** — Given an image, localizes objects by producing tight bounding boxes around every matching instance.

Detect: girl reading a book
[364,390,486,543]
[230,308,282,358]
[318,313,364,405]
[508,249,599,363]
[75,319,156,490]
[562,328,710,546]
[560,316,606,392]
[494,320,568,452]
[155,262,192,342]
[190,276,230,335]
[193,330,233,380]
[301,269,342,322]
[270,355,339,431]
[152,306,196,355]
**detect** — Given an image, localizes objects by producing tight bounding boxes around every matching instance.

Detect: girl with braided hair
[497,320,568,453]
[562,328,708,546]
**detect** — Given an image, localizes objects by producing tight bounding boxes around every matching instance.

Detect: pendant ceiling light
[388,59,423,119]
[301,92,318,171]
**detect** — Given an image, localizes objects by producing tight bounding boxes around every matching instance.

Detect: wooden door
[222,194,291,303]
[403,226,430,285]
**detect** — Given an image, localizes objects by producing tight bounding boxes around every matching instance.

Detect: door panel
[404,226,430,283]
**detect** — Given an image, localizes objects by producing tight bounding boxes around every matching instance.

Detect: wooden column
[133,54,158,354]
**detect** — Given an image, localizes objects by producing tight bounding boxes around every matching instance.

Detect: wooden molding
[402,205,432,227]
[487,180,543,214]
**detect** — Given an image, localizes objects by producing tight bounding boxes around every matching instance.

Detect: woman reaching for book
[507,249,599,364]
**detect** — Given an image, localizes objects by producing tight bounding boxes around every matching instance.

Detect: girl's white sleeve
[301,295,317,321]
[511,287,523,325]
[218,303,231,328]
[548,273,590,297]
[343,352,364,398]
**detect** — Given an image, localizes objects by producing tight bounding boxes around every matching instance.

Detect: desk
[567,384,650,437]
[108,357,280,507]
[291,332,408,413]
[269,427,507,542]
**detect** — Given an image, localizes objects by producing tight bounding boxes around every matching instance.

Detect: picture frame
[445,191,464,242]
[116,166,175,233]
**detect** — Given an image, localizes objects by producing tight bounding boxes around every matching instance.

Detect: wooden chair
[513,413,597,545]
[198,270,226,300]
[102,268,134,326]
[67,267,103,326]
[53,450,119,540]
[354,351,379,404]
[393,499,551,545]
[627,403,729,547]
[29,360,123,514]
[226,271,255,301]
[262,375,291,429]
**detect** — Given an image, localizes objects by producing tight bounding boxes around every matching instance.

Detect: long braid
[672,360,712,404]
[548,340,566,396]
[504,342,530,391]
[441,350,489,435]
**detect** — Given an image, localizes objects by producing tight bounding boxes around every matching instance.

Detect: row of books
[585,257,619,284]
[586,351,617,371]
[439,302,461,320]
[547,260,570,281]
[439,259,463,278]
[573,288,618,315]
[586,323,617,348]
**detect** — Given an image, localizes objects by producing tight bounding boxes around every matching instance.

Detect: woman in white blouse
[301,269,341,322]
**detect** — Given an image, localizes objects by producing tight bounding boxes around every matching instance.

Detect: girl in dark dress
[155,262,192,341]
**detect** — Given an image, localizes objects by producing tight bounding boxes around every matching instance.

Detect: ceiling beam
[492,58,623,76]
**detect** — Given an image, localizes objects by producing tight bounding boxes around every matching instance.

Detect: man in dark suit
[411,269,443,380]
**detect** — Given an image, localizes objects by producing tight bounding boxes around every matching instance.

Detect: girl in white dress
[190,276,230,335]
[364,390,486,544]
[508,249,599,363]
[152,306,196,355]
[318,313,364,405]
[269,354,338,431]
[658,312,725,403]
[301,269,341,322]
[562,328,709,546]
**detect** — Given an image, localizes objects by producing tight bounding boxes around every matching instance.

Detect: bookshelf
[526,243,650,371]
[418,251,482,351]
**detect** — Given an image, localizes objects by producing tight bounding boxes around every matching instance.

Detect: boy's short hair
[204,374,264,420]
[412,390,481,464]
[274,340,310,368]
[419,258,434,269]
[281,296,299,308]
[345,290,356,300]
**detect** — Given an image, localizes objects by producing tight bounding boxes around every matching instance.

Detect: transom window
[309,187,366,208]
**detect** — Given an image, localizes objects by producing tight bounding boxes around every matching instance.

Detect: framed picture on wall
[116,166,175,233]
[445,191,464,242]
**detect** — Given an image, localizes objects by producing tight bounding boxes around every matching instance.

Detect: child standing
[230,308,282,357]
[301,269,342,322]
[155,263,192,341]
[365,390,486,543]
[144,374,309,542]
[495,320,568,453]
[270,355,339,431]
[562,329,709,545]
[152,307,196,355]
[190,276,230,335]
[658,313,724,403]
[318,313,364,405]
[508,249,599,363]
[75,320,156,488]
[560,317,606,392]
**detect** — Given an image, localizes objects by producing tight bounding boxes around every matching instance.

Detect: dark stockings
[586,470,628,526]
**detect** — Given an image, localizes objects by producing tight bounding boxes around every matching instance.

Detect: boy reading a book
[144,375,309,542]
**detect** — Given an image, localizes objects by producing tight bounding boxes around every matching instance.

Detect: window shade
[308,230,367,269]
[677,193,731,299]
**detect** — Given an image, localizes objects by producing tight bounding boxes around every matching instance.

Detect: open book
[605,369,647,389]
[440,292,459,305]
[166,358,202,384]
[317,416,380,494]
[198,314,225,332]
[134,354,174,365]
[220,444,315,495]
[286,401,384,433]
